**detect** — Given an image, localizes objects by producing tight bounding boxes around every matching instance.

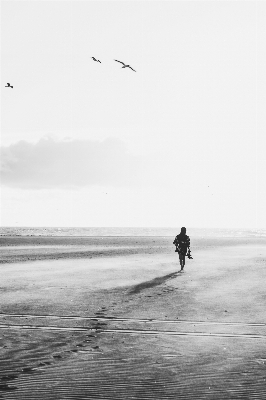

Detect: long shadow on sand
[128,271,179,295]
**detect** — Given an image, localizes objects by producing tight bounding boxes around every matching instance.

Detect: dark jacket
[173,234,190,255]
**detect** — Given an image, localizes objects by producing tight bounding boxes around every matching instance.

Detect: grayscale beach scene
[2,1,266,399]
[1,228,266,399]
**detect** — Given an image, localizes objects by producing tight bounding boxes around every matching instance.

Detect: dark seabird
[5,83,13,88]
[92,57,101,63]
[114,60,136,72]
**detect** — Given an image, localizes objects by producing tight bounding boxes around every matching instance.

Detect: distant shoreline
[1,226,265,239]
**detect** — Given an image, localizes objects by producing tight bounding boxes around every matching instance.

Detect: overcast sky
[1,0,266,228]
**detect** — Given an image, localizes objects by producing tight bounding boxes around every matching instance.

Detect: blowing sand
[0,236,266,399]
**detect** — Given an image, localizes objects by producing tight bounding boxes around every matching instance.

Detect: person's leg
[179,253,182,269]
[179,253,185,270]
[182,255,184,270]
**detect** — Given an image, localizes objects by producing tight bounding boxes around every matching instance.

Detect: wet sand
[0,236,266,399]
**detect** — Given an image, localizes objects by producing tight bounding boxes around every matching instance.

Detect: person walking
[173,227,192,271]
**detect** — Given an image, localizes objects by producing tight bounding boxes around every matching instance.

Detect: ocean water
[0,227,265,238]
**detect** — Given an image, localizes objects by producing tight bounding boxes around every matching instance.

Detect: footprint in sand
[93,321,107,331]
[38,362,47,367]
[21,367,35,374]
[53,354,62,359]
[96,307,106,312]
[1,375,18,381]
[38,361,52,366]
[97,321,107,326]
[0,383,17,391]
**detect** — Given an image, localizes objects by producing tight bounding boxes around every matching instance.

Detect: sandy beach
[0,235,266,399]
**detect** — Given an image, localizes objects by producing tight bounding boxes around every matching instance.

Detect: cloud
[0,137,142,189]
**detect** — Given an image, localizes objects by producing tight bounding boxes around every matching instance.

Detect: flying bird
[114,60,136,72]
[5,83,13,88]
[92,57,101,63]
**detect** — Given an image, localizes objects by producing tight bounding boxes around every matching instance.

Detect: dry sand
[0,236,266,399]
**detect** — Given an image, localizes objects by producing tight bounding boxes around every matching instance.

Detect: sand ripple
[1,313,266,399]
